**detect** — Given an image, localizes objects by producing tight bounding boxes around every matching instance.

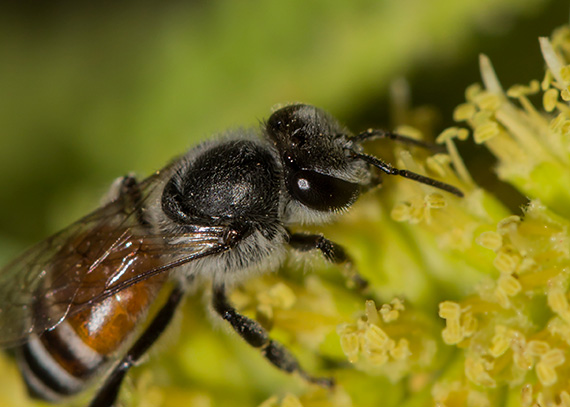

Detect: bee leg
[102,175,137,204]
[287,232,368,290]
[89,286,185,407]
[103,175,149,226]
[212,284,334,387]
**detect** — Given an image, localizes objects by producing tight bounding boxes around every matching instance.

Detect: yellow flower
[250,24,570,407]
[303,23,570,407]
[428,26,570,407]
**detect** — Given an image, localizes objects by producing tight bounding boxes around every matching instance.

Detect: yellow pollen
[560,118,570,134]
[472,110,494,125]
[425,157,447,177]
[466,83,483,101]
[474,122,500,143]
[547,287,570,320]
[465,356,496,387]
[437,127,459,143]
[363,324,390,352]
[496,215,521,235]
[442,322,462,345]
[535,362,557,386]
[498,275,522,296]
[453,103,477,122]
[511,334,533,370]
[506,81,540,98]
[391,202,411,222]
[543,88,559,112]
[496,287,513,308]
[560,65,570,82]
[339,331,360,363]
[525,340,550,356]
[489,326,510,357]
[389,338,411,360]
[475,231,503,251]
[548,317,570,346]
[461,311,478,338]
[549,112,570,132]
[368,350,389,365]
[394,125,423,141]
[440,302,463,345]
[493,248,521,274]
[439,301,461,319]
[425,193,447,209]
[257,282,296,309]
[365,300,380,325]
[474,92,501,111]
[391,298,405,311]
[561,87,570,101]
[379,304,400,323]
[540,348,565,367]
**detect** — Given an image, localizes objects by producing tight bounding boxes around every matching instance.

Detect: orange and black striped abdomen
[18,226,169,401]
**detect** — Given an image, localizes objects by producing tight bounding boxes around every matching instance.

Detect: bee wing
[0,170,229,347]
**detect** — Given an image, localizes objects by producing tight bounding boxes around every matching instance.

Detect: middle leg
[287,232,368,290]
[212,284,333,387]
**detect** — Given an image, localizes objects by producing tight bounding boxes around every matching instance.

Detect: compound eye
[288,170,360,211]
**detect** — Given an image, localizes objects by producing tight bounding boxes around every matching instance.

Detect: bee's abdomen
[18,319,105,401]
[18,272,168,402]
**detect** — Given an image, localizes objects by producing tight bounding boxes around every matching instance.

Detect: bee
[0,104,463,407]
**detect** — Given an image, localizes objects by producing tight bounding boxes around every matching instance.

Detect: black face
[266,104,363,212]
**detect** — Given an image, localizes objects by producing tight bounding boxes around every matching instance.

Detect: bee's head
[265,104,370,214]
[265,103,463,221]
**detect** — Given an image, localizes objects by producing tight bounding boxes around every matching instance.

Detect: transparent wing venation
[0,170,229,347]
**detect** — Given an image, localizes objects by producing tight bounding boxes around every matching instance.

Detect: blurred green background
[1,0,566,258]
[0,0,568,405]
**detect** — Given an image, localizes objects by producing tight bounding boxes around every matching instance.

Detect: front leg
[212,284,333,387]
[104,174,149,226]
[288,232,368,290]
